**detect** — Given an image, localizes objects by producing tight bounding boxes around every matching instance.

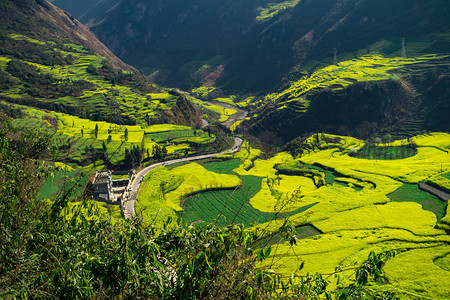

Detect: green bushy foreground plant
[0,123,398,299]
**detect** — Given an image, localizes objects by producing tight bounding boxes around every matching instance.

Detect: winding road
[122,137,243,218]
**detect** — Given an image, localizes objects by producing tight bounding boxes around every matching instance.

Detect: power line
[401,37,406,58]
[333,48,338,65]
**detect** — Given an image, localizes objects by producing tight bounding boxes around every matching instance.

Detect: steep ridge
[48,0,120,20]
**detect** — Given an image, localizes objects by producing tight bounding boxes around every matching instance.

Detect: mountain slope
[243,54,450,144]
[50,0,121,23]
[1,0,133,72]
[62,0,450,92]
[0,0,200,126]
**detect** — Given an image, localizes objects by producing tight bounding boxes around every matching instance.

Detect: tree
[94,124,99,139]
[124,128,128,141]
[152,144,167,160]
[86,63,97,74]
[124,145,143,168]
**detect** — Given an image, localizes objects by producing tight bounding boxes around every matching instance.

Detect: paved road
[122,137,243,218]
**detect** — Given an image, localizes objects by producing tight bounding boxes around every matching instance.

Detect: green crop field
[144,128,210,143]
[150,133,450,299]
[388,183,447,221]
[38,169,78,199]
[353,144,416,160]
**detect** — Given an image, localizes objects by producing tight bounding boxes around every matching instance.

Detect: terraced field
[0,34,181,125]
[4,30,449,300]
[251,133,450,299]
[187,96,238,122]
[264,54,449,114]
[138,132,450,299]
[9,103,217,169]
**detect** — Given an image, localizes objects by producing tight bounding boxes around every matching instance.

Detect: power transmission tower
[333,48,338,65]
[401,38,406,58]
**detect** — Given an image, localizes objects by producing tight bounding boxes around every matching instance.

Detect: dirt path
[418,183,450,202]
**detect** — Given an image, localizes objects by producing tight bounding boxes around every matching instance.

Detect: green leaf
[298,261,304,271]
[264,246,272,260]
[257,249,263,262]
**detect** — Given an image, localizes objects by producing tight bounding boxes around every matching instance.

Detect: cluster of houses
[92,170,131,204]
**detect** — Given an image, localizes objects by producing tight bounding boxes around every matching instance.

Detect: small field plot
[171,136,215,144]
[201,159,242,174]
[353,144,416,160]
[145,129,209,143]
[135,167,183,226]
[388,183,446,221]
[249,175,318,213]
[165,163,242,211]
